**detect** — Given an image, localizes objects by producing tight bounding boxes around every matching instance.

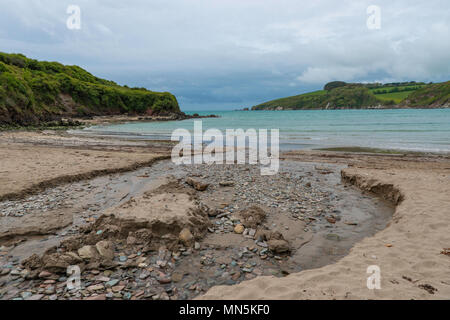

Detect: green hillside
[252,81,448,110]
[404,81,450,107]
[252,85,384,110]
[0,52,180,126]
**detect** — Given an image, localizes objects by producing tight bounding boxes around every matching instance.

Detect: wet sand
[0,130,449,300]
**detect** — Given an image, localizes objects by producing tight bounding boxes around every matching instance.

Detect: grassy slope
[369,85,426,103]
[252,86,384,110]
[252,82,449,110]
[0,52,180,125]
[404,81,450,107]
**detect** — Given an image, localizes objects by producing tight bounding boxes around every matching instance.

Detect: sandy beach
[0,130,449,300]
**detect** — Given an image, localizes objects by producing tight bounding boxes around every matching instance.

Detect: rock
[194,242,201,250]
[95,240,114,260]
[112,285,125,293]
[239,206,266,228]
[185,177,209,191]
[231,272,241,281]
[207,210,220,217]
[219,181,234,187]
[119,256,128,262]
[38,271,53,279]
[44,286,55,295]
[126,236,137,245]
[65,252,83,263]
[325,233,340,241]
[78,245,98,260]
[106,279,120,287]
[267,239,290,253]
[85,294,107,300]
[21,292,32,299]
[21,253,41,270]
[158,276,172,284]
[26,294,44,301]
[40,252,82,273]
[179,228,194,246]
[1,268,10,276]
[234,224,245,234]
[326,217,336,224]
[87,284,104,291]
[172,272,184,282]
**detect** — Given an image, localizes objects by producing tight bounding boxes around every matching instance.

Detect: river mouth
[0,159,393,300]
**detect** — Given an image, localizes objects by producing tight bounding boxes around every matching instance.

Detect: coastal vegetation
[0,52,180,126]
[252,81,449,110]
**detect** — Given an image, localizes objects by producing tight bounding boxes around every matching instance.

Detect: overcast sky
[1,0,449,110]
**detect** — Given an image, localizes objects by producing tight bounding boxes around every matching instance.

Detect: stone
[234,224,245,234]
[112,285,125,293]
[26,294,44,301]
[231,272,241,281]
[179,228,194,246]
[106,279,120,287]
[185,177,209,191]
[87,284,104,291]
[21,292,32,299]
[172,272,184,282]
[77,245,98,260]
[326,233,340,241]
[85,294,106,300]
[95,240,114,260]
[239,206,266,228]
[267,239,290,253]
[219,181,234,187]
[158,277,172,284]
[1,268,10,276]
[38,271,53,279]
[44,286,55,295]
[326,217,336,224]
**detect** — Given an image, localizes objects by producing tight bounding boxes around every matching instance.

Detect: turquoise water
[79,109,450,152]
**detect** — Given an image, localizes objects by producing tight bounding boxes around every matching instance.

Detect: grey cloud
[0,0,448,110]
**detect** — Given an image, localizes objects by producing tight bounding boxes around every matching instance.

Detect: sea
[75,109,450,153]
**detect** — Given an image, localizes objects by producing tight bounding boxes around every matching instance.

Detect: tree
[324,81,347,91]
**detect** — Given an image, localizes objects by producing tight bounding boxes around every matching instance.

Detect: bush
[0,52,180,125]
[324,81,347,91]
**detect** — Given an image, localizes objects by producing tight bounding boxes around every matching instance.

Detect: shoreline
[0,113,220,133]
[251,106,450,111]
[0,130,449,300]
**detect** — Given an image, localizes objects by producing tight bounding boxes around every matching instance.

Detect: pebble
[234,224,245,234]
[112,285,125,293]
[106,279,120,287]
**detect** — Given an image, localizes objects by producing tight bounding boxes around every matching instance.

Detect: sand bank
[199,152,450,299]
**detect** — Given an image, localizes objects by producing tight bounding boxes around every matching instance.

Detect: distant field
[372,91,414,103]
[369,85,425,103]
